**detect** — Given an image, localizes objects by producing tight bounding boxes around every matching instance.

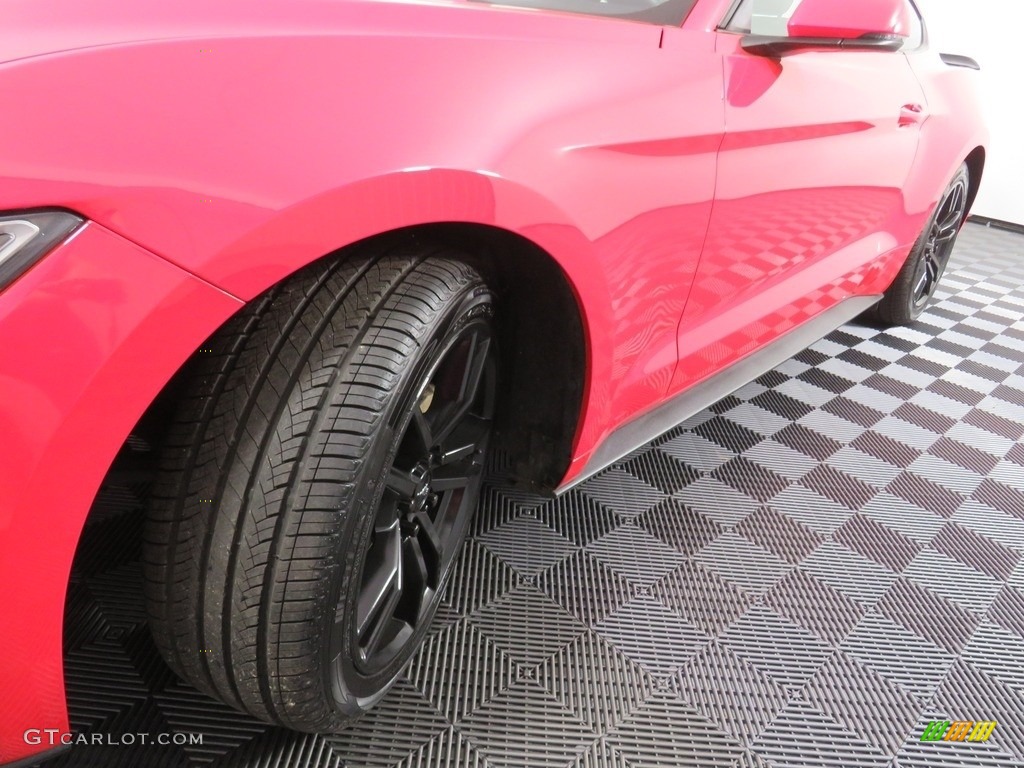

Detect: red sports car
[0,0,986,761]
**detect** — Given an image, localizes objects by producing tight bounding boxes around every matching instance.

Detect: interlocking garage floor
[56,222,1024,768]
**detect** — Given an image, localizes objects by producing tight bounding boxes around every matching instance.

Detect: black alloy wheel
[874,163,970,326]
[347,311,496,678]
[910,170,969,310]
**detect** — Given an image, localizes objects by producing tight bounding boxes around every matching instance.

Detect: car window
[471,0,699,27]
[723,0,926,51]
[722,0,753,33]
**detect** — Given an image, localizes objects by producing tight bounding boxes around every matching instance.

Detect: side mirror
[742,0,912,58]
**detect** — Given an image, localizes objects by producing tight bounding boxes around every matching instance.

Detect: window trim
[719,0,748,32]
[903,0,929,53]
[470,0,701,28]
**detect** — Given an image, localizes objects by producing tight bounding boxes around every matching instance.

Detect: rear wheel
[874,163,969,326]
[143,249,496,731]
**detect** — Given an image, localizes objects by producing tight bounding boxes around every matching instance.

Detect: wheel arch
[378,222,588,490]
[963,145,986,216]
[135,220,590,493]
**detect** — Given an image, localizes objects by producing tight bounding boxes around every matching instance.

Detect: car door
[671,0,928,393]
[461,0,725,440]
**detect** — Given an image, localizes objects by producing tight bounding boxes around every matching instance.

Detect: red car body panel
[0,0,986,762]
[672,30,927,393]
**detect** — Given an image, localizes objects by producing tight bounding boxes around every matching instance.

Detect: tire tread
[143,248,484,730]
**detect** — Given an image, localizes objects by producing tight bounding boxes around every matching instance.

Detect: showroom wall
[915,0,1024,225]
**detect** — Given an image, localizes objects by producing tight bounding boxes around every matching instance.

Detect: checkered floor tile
[54,222,1024,767]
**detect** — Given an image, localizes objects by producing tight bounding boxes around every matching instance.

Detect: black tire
[142,248,497,731]
[874,163,970,326]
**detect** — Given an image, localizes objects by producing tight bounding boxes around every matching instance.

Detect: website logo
[920,720,997,743]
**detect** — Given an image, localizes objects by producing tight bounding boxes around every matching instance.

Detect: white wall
[915,1,1024,225]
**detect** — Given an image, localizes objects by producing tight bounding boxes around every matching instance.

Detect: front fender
[0,223,242,765]
[0,23,660,474]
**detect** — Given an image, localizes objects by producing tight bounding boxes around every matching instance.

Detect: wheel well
[134,222,587,493]
[964,146,986,215]
[399,224,586,490]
